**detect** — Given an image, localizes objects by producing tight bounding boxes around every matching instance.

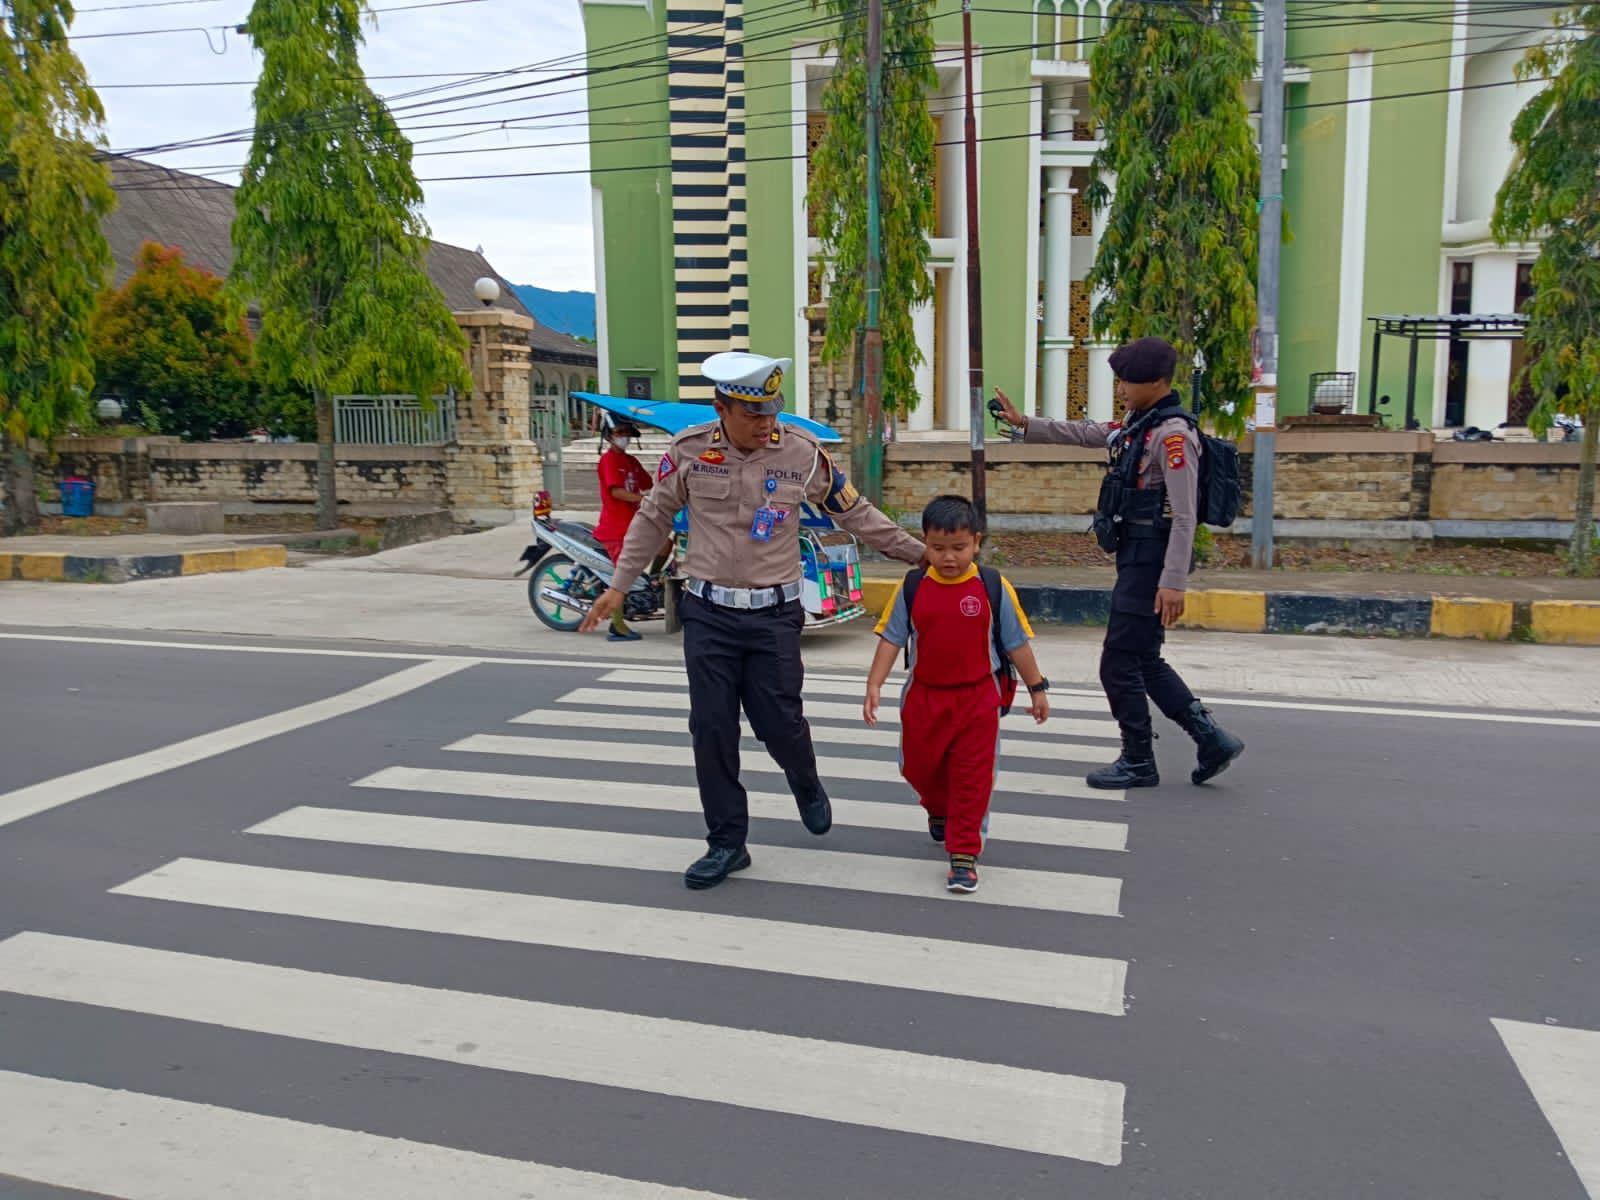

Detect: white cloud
[72,0,598,291]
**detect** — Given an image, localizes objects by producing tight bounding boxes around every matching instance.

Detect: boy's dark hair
[922,493,983,535]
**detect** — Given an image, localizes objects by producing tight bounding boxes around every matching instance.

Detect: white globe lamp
[473,277,500,308]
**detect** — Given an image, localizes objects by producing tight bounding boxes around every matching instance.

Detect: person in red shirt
[863,494,1050,894]
[593,420,652,641]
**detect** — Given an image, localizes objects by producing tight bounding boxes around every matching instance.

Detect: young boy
[592,420,652,642]
[864,494,1050,894]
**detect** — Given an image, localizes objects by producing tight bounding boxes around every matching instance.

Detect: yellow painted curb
[17,553,66,582]
[1430,597,1513,641]
[1531,600,1600,646]
[1179,589,1267,633]
[859,578,899,621]
[181,549,239,576]
[230,545,289,571]
[0,553,13,581]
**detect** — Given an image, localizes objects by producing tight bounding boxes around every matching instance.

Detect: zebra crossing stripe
[599,668,1107,710]
[247,807,1124,916]
[510,707,1112,765]
[1493,1019,1600,1197]
[352,766,1130,852]
[0,933,1126,1163]
[552,686,1122,743]
[112,858,1128,1013]
[447,734,1114,801]
[0,1069,739,1200]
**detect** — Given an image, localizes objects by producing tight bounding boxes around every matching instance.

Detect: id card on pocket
[750,506,778,541]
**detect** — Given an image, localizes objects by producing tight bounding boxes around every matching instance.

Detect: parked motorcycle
[515,491,671,631]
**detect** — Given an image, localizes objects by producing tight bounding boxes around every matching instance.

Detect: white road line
[0,1069,739,1200]
[511,707,1112,764]
[448,734,1113,801]
[0,659,473,831]
[248,807,1123,916]
[602,667,1111,712]
[1493,1019,1600,1198]
[0,933,1126,1163]
[353,766,1129,852]
[553,686,1122,743]
[114,858,1128,1013]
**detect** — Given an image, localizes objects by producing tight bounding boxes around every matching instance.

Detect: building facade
[579,0,1551,429]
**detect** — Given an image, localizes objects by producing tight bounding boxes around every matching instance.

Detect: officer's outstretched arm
[611,449,689,593]
[1022,416,1112,448]
[808,450,924,564]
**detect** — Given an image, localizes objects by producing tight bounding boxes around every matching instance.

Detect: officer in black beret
[992,336,1244,788]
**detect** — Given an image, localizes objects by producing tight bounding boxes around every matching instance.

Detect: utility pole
[961,0,988,520]
[858,0,886,506]
[1251,0,1285,568]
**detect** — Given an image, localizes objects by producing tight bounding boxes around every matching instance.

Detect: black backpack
[1167,411,1242,528]
[901,565,1020,716]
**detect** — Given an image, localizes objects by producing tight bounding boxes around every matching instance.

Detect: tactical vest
[1091,398,1186,554]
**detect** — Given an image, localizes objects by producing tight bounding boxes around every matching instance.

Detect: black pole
[1405,334,1420,430]
[961,0,987,521]
[1368,322,1382,416]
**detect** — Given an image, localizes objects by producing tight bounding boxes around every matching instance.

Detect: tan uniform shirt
[1023,408,1201,592]
[612,420,925,591]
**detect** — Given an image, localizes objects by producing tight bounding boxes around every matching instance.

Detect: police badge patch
[658,453,677,480]
[1164,433,1186,470]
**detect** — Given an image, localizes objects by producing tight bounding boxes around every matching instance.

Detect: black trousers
[1100,542,1197,743]
[680,591,820,849]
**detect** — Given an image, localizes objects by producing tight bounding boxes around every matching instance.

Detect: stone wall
[150,444,446,505]
[883,431,1598,528]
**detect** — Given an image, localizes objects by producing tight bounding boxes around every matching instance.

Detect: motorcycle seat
[555,521,611,556]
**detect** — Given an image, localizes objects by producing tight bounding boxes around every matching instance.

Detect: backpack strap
[900,566,927,670]
[977,565,1007,669]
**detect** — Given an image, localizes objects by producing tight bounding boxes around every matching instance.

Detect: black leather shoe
[1086,737,1160,789]
[1181,700,1244,785]
[794,783,832,835]
[684,845,752,890]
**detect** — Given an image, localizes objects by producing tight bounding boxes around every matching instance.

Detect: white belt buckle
[731,587,753,608]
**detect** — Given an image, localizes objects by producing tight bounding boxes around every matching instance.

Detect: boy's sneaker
[928,816,946,843]
[946,854,979,893]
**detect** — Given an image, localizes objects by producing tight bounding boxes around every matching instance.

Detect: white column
[909,280,936,432]
[1087,168,1115,421]
[1336,51,1374,379]
[1042,168,1075,420]
[1465,253,1517,430]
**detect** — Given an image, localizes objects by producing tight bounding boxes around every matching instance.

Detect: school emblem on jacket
[959,595,983,617]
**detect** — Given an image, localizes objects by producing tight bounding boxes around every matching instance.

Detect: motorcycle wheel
[527,554,588,632]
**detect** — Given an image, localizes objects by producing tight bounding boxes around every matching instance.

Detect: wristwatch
[1027,677,1050,694]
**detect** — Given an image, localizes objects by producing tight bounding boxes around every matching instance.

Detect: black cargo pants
[1099,528,1198,742]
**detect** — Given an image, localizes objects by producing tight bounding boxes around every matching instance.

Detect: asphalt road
[0,629,1595,1199]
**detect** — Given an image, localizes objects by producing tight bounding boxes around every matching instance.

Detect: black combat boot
[1180,700,1245,785]
[1086,735,1160,790]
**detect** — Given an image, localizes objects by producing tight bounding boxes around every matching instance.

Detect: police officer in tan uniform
[581,351,926,889]
[993,336,1243,790]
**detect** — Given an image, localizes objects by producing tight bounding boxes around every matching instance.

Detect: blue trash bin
[59,477,95,518]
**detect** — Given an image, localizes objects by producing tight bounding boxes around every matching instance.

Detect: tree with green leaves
[806,0,938,417]
[1493,4,1600,576]
[92,243,259,441]
[0,0,114,534]
[1086,1,1261,431]
[231,0,468,530]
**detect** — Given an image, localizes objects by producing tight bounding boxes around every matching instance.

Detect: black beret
[1108,336,1179,384]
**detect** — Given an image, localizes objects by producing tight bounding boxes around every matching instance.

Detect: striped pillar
[725,0,749,353]
[668,1,734,402]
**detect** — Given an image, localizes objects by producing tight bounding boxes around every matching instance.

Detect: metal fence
[333,394,456,445]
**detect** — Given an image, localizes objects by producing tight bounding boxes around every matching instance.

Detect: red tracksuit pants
[899,676,1001,856]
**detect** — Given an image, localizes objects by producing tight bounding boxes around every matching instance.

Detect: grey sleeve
[996,582,1031,653]
[1022,416,1112,448]
[874,582,911,647]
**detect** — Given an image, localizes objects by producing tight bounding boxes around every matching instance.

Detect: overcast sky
[72,0,597,292]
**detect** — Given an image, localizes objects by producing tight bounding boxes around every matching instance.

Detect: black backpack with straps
[1167,410,1242,528]
[901,565,1020,716]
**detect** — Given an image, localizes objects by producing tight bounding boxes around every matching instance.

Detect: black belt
[1120,522,1171,541]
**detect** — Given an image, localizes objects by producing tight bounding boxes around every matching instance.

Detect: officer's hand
[863,683,881,727]
[1028,690,1050,724]
[578,588,625,633]
[993,387,1026,429]
[1155,587,1186,628]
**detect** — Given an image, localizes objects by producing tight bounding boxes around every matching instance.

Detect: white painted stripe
[512,706,1111,764]
[1493,1019,1600,1198]
[354,766,1129,852]
[8,633,1584,728]
[114,858,1127,1013]
[0,934,1125,1163]
[449,734,1112,801]
[248,807,1123,916]
[552,687,1121,744]
[0,659,473,831]
[0,1069,737,1200]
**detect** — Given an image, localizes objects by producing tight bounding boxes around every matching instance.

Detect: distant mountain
[511,284,596,340]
